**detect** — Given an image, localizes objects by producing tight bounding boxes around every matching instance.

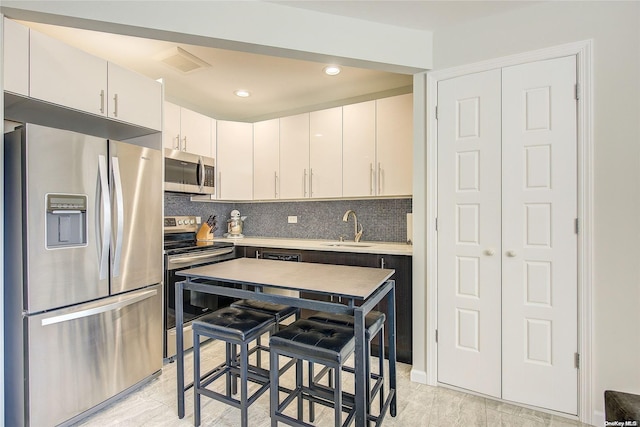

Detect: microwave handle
[197,156,205,192]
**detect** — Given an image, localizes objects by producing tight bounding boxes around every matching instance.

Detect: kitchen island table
[175,257,397,426]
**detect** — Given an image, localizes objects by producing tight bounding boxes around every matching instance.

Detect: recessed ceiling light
[234,90,251,98]
[323,65,341,76]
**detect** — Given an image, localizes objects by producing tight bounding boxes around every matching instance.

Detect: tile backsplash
[164,193,412,243]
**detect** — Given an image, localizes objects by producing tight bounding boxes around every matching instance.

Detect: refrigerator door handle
[112,156,124,277]
[98,155,111,280]
[41,289,158,326]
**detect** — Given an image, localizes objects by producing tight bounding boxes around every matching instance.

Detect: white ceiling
[18,1,538,122]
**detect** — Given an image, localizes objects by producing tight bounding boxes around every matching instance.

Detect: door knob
[484,248,495,256]
[506,250,517,257]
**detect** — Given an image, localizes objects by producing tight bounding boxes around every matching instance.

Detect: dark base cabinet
[236,245,413,364]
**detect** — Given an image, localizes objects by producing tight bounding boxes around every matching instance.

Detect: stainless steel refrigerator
[4,123,163,427]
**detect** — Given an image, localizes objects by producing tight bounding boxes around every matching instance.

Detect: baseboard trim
[410,368,428,384]
[592,410,605,427]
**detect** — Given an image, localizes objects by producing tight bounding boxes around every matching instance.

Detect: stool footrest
[274,385,356,427]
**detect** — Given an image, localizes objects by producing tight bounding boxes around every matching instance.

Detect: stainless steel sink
[322,242,373,248]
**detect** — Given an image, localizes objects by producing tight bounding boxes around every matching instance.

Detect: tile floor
[76,339,594,427]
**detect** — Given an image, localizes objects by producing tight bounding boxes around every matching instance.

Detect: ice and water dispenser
[45,194,88,249]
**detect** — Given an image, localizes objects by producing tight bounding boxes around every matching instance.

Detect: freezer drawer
[23,285,162,427]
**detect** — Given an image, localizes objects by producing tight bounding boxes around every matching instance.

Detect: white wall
[431,2,640,423]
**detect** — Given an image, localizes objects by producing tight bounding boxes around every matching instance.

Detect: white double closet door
[437,55,578,415]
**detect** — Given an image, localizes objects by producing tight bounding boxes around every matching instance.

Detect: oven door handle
[168,248,234,266]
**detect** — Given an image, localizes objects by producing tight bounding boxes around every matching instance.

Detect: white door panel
[437,56,578,414]
[437,69,502,398]
[501,56,578,415]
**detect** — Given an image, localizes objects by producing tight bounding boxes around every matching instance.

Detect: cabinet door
[107,62,162,130]
[3,18,29,96]
[163,101,182,150]
[279,113,310,199]
[216,120,253,200]
[343,101,376,197]
[30,30,107,116]
[376,94,413,196]
[180,108,212,157]
[253,119,280,200]
[310,107,342,198]
[377,255,413,364]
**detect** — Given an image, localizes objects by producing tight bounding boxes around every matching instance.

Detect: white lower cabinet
[253,119,280,200]
[437,56,578,414]
[216,121,253,200]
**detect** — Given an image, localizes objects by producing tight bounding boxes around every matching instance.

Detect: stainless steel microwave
[164,149,215,195]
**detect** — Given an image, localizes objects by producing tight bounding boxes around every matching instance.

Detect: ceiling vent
[157,46,210,73]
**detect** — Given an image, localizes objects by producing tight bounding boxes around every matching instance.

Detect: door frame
[424,40,593,423]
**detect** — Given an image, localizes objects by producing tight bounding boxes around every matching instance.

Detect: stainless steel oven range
[164,215,236,358]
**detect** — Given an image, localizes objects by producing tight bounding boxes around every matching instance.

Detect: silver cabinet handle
[506,250,517,257]
[97,155,111,280]
[113,93,118,117]
[303,169,308,197]
[484,248,496,256]
[41,289,157,326]
[99,90,105,114]
[111,157,124,277]
[218,172,222,198]
[274,172,278,198]
[310,168,314,197]
[370,163,374,195]
[380,257,385,269]
[174,134,180,150]
[182,136,187,151]
[378,162,383,195]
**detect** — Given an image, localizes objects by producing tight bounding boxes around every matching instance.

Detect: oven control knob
[190,219,195,224]
[177,220,183,225]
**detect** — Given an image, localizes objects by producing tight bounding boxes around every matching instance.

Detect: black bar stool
[307,311,386,423]
[269,318,357,427]
[192,306,275,427]
[230,299,300,366]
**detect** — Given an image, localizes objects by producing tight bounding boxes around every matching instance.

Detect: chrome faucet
[342,209,363,242]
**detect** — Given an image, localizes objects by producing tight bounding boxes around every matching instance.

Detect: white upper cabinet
[28,28,161,130]
[343,101,376,197]
[279,113,310,199]
[253,119,280,200]
[3,18,29,96]
[216,121,253,200]
[107,62,162,131]
[180,107,213,157]
[163,101,212,157]
[30,30,108,117]
[376,93,413,196]
[309,107,342,198]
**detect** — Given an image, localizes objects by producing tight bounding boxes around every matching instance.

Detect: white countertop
[209,236,413,256]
